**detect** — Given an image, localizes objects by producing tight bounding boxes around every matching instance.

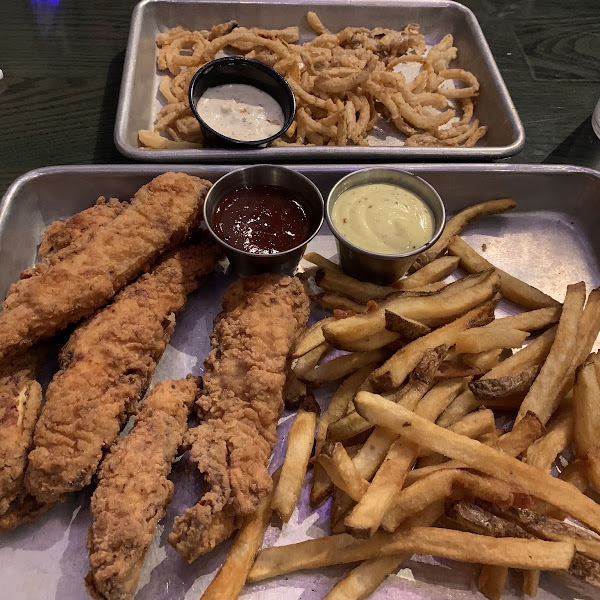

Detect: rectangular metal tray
[1,164,599,600]
[114,0,525,163]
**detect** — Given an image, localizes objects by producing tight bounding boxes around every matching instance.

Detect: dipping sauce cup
[326,168,445,285]
[189,57,296,148]
[204,165,323,276]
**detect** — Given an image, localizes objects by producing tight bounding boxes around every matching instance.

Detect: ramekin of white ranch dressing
[196,83,285,142]
[331,183,434,255]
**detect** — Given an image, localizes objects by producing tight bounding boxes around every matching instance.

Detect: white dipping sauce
[331,183,434,255]
[196,83,285,141]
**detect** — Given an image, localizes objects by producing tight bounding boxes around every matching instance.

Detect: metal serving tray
[0,164,598,600]
[114,0,525,163]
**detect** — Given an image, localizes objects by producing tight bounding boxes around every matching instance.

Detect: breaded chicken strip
[0,172,211,361]
[169,274,310,563]
[0,351,43,516]
[38,196,127,260]
[25,236,220,504]
[86,377,200,600]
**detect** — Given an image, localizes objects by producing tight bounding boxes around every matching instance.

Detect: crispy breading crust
[86,377,200,600]
[0,172,211,361]
[169,274,310,563]
[25,237,220,504]
[0,351,43,516]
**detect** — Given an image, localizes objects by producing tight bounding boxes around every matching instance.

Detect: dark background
[0,0,599,197]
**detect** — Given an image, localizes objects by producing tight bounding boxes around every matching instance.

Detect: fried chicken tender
[0,172,211,361]
[0,494,51,532]
[0,351,43,516]
[86,377,200,600]
[38,196,128,260]
[25,236,220,504]
[169,274,310,563]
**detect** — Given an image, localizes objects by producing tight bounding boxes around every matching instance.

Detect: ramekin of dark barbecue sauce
[212,185,311,255]
[203,165,324,276]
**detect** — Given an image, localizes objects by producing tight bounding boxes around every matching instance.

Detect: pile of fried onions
[138,11,487,149]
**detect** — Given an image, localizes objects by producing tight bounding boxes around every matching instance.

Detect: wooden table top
[0,0,599,198]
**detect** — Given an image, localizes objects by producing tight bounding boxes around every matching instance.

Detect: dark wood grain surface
[1,0,599,198]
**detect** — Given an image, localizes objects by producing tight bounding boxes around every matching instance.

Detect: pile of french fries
[202,198,600,600]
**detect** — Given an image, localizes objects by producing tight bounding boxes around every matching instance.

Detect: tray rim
[113,0,526,163]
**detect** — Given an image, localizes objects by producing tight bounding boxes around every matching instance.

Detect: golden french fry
[345,378,468,536]
[317,443,369,502]
[370,300,496,391]
[412,198,517,271]
[354,391,600,534]
[311,292,371,314]
[271,396,320,522]
[285,376,308,410]
[483,306,561,332]
[524,404,573,473]
[327,410,374,443]
[517,282,586,425]
[382,469,514,533]
[315,268,399,303]
[330,486,355,534]
[248,526,574,582]
[384,311,431,339]
[461,348,502,372]
[469,364,540,403]
[447,236,560,309]
[201,471,279,600]
[446,408,495,438]
[292,317,335,358]
[573,359,600,491]
[300,349,387,387]
[303,252,342,272]
[322,270,498,352]
[522,570,539,597]
[454,327,529,354]
[392,256,460,290]
[293,341,331,379]
[322,500,445,600]
[478,564,509,600]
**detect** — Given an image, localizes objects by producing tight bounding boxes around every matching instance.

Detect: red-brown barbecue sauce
[212,185,311,254]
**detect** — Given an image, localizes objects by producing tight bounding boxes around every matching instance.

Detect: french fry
[370,300,496,391]
[345,378,469,536]
[293,341,331,379]
[303,252,343,272]
[354,391,600,534]
[392,256,460,290]
[482,306,561,333]
[489,505,600,562]
[573,359,600,491]
[285,376,308,410]
[411,198,517,271]
[524,404,573,473]
[469,364,540,403]
[382,469,514,532]
[384,311,431,340]
[322,501,445,600]
[454,327,529,354]
[406,413,545,485]
[315,268,399,302]
[271,396,320,522]
[248,526,575,582]
[312,366,374,503]
[522,570,540,597]
[517,282,586,425]
[330,487,355,534]
[322,270,499,352]
[478,565,509,600]
[327,410,374,443]
[300,348,387,387]
[317,443,369,502]
[201,471,279,600]
[311,292,372,314]
[446,407,495,439]
[292,317,335,358]
[461,348,503,372]
[447,235,560,309]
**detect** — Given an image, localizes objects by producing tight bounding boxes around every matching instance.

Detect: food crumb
[343,218,348,223]
[481,243,487,251]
